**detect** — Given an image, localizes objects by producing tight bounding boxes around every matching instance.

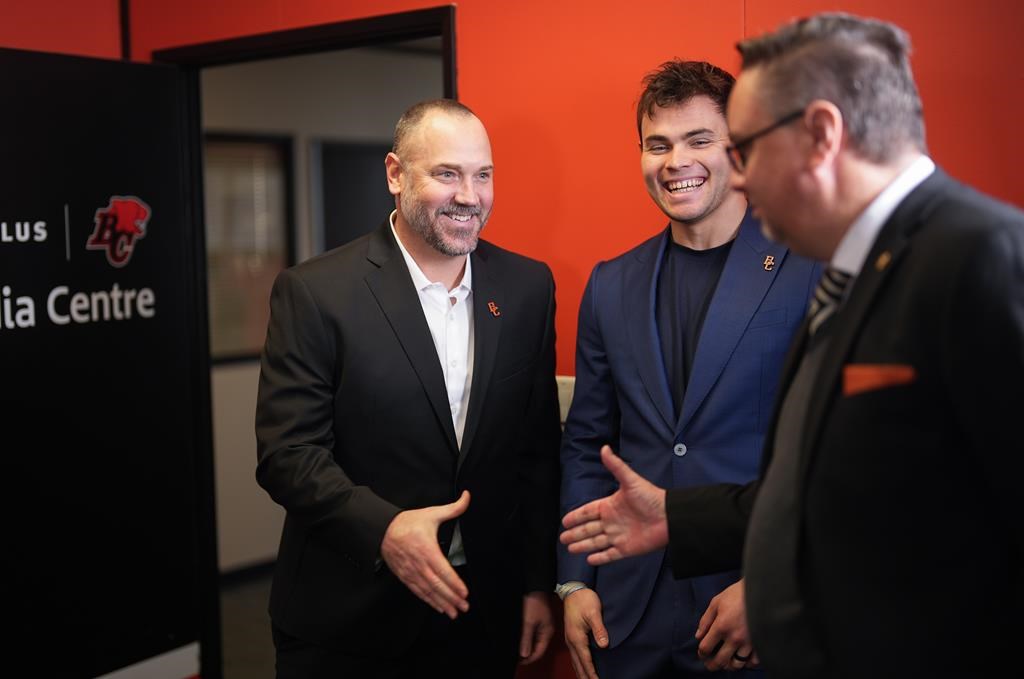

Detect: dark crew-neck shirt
[656,234,734,417]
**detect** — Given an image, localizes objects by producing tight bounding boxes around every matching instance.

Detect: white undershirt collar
[831,155,935,277]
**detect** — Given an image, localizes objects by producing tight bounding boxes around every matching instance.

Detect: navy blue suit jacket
[558,211,819,645]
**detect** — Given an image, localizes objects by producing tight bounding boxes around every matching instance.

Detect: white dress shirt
[831,154,936,283]
[390,210,473,565]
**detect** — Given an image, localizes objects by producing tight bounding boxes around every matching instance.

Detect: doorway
[154,8,455,678]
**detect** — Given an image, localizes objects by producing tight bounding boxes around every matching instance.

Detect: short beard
[403,200,486,257]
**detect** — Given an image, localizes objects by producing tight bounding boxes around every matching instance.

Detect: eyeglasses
[726,109,805,173]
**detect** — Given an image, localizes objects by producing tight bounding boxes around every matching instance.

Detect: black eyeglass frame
[726,109,805,172]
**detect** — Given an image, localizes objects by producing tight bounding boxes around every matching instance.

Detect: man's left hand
[519,591,555,664]
[560,446,668,565]
[696,579,760,671]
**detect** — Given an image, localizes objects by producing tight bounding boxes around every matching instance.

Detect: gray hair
[737,13,926,162]
[392,99,478,158]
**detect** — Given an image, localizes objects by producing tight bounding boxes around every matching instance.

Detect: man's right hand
[563,587,609,679]
[380,490,471,619]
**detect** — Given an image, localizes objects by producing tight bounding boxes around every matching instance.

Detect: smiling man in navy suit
[556,61,818,679]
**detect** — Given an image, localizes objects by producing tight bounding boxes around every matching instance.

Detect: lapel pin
[875,251,892,272]
[763,255,775,272]
[487,301,501,317]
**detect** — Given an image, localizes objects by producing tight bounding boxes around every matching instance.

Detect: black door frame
[150,7,456,679]
[153,6,457,98]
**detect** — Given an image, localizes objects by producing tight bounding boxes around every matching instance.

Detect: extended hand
[380,490,471,619]
[563,587,608,679]
[519,592,556,665]
[696,579,759,671]
[560,446,668,565]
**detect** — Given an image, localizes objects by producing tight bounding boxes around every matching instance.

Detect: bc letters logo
[86,196,150,267]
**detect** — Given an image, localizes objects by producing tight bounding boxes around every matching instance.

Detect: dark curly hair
[636,60,735,142]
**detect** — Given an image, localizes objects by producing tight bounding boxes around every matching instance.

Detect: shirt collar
[831,155,935,276]
[389,209,473,294]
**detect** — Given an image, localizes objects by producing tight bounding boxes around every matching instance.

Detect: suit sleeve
[665,480,759,578]
[519,265,564,594]
[558,263,620,586]
[255,268,400,572]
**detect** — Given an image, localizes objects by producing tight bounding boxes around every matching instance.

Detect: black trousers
[273,570,518,679]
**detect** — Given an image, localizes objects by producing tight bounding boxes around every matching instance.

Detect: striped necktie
[807,266,852,335]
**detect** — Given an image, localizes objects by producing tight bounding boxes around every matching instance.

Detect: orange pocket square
[843,363,917,396]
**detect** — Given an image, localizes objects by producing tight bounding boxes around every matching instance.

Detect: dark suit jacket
[558,213,818,645]
[665,169,1024,677]
[255,221,561,657]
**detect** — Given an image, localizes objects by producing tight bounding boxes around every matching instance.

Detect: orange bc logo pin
[487,301,501,317]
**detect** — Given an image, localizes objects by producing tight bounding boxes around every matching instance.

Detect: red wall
[3,0,1018,373]
[745,0,1024,228]
[123,0,1024,376]
[0,0,120,59]
[128,0,745,378]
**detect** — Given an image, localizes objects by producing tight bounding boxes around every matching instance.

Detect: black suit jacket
[255,221,561,656]
[665,169,1024,677]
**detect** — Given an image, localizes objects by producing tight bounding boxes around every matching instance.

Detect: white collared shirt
[831,155,936,284]
[390,210,473,565]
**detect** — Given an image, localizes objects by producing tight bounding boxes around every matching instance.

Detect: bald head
[392,99,479,160]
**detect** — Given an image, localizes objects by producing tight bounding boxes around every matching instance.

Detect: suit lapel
[797,170,949,479]
[458,246,501,472]
[624,231,676,432]
[677,213,789,432]
[363,222,460,455]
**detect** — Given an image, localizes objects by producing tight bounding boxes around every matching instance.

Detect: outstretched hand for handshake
[559,446,669,564]
[381,490,471,618]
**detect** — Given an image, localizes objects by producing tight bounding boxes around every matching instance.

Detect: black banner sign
[1,48,217,678]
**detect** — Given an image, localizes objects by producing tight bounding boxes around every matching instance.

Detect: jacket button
[673,443,687,456]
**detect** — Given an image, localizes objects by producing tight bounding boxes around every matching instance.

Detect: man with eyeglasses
[556,60,818,679]
[561,13,1024,679]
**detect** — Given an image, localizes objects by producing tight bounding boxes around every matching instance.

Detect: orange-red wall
[0,0,120,59]
[4,0,1020,374]
[746,0,1024,227]
[126,0,745,379]
[125,0,1024,376]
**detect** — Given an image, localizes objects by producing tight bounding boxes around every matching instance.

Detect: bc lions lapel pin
[875,251,892,271]
[487,301,501,317]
